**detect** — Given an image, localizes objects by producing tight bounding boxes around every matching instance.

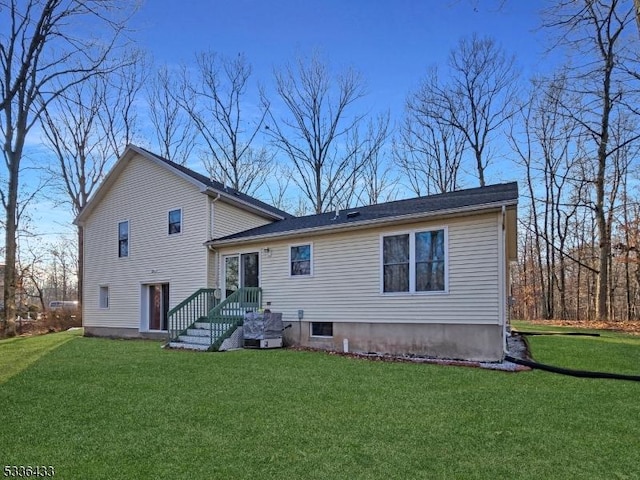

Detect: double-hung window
[118,221,129,258]
[382,228,447,293]
[168,209,182,235]
[290,244,312,276]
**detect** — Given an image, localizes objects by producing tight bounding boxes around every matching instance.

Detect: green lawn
[1,326,639,479]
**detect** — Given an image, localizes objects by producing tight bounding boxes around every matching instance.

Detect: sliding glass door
[223,253,259,298]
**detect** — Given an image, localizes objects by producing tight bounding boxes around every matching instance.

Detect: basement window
[310,322,333,338]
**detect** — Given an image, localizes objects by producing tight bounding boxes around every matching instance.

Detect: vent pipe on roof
[333,206,340,220]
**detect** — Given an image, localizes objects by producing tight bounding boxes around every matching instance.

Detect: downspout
[209,193,221,239]
[208,194,221,289]
[500,205,509,356]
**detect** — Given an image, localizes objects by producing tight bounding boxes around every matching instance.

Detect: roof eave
[202,187,287,221]
[73,144,287,226]
[206,199,517,247]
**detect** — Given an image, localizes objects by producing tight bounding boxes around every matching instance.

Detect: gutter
[206,199,517,247]
[202,186,287,221]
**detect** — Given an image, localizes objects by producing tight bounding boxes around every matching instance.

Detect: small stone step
[193,321,236,330]
[178,334,212,345]
[168,342,210,351]
[186,328,212,337]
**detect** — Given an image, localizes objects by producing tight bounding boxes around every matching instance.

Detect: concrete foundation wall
[84,326,167,341]
[85,323,501,361]
[283,322,503,362]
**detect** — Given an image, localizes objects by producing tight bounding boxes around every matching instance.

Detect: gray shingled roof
[139,147,293,219]
[208,182,518,245]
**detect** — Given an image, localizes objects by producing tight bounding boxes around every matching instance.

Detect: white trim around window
[168,208,182,236]
[289,242,313,277]
[310,322,333,338]
[379,226,449,295]
[99,285,110,309]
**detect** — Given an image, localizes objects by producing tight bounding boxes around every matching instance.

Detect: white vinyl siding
[83,153,210,329]
[212,201,272,239]
[215,212,502,326]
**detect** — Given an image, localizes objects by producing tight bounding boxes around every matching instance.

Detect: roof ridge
[293,182,519,219]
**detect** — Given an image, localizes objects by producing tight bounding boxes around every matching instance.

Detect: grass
[0,326,639,479]
[512,320,640,375]
[0,328,80,384]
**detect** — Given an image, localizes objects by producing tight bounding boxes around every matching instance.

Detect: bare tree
[16,240,47,315]
[100,50,147,158]
[267,53,388,213]
[264,163,294,213]
[48,237,77,303]
[395,95,465,196]
[510,73,585,320]
[414,35,519,187]
[177,51,271,194]
[543,0,640,320]
[332,113,392,208]
[356,118,398,206]
[146,65,197,164]
[0,0,135,336]
[41,54,143,310]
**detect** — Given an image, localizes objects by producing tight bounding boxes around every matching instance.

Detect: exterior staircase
[167,287,261,351]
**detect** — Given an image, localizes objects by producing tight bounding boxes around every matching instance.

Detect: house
[76,144,518,361]
[74,145,289,338]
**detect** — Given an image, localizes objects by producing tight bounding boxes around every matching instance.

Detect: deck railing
[168,288,218,341]
[207,287,262,350]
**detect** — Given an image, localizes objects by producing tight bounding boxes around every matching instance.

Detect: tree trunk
[475,150,485,187]
[3,151,20,337]
[595,156,610,321]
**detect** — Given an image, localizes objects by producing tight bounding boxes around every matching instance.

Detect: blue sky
[135,0,545,119]
[20,0,549,247]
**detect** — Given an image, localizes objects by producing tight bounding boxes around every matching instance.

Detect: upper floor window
[290,244,312,276]
[382,228,447,293]
[168,209,182,235]
[118,221,129,258]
